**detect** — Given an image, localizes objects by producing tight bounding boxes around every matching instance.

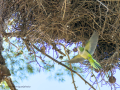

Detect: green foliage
[27,64,34,73]
[2,38,37,88]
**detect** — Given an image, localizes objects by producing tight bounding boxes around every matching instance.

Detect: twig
[97,0,109,12]
[32,46,41,68]
[63,44,77,90]
[36,0,47,15]
[91,72,100,90]
[38,56,52,67]
[62,0,67,20]
[33,44,96,90]
[9,41,28,59]
[51,42,66,56]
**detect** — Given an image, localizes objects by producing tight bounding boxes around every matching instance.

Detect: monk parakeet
[67,31,101,70]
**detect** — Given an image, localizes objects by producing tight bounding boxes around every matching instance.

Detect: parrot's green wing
[84,31,99,55]
[67,54,85,63]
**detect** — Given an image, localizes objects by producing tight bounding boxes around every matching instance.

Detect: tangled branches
[1,0,120,90]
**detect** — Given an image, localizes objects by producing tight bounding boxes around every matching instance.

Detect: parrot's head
[77,46,84,54]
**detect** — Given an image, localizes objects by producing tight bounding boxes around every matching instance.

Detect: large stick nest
[2,0,120,85]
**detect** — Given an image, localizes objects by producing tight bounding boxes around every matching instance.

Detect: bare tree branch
[33,44,96,90]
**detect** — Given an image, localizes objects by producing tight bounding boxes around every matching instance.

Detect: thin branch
[63,43,77,90]
[36,0,47,15]
[36,56,52,67]
[97,0,109,12]
[9,41,28,59]
[51,42,66,56]
[33,44,96,90]
[62,0,67,20]
[91,72,100,90]
[31,46,42,70]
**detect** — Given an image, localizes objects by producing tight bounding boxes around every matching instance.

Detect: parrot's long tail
[89,58,102,70]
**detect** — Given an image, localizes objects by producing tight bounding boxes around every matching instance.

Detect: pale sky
[17,67,120,90]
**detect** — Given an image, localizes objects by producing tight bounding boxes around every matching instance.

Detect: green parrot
[67,31,101,70]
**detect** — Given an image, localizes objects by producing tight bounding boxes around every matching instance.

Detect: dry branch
[33,44,96,90]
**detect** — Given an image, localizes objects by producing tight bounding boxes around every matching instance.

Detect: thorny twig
[63,43,77,90]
